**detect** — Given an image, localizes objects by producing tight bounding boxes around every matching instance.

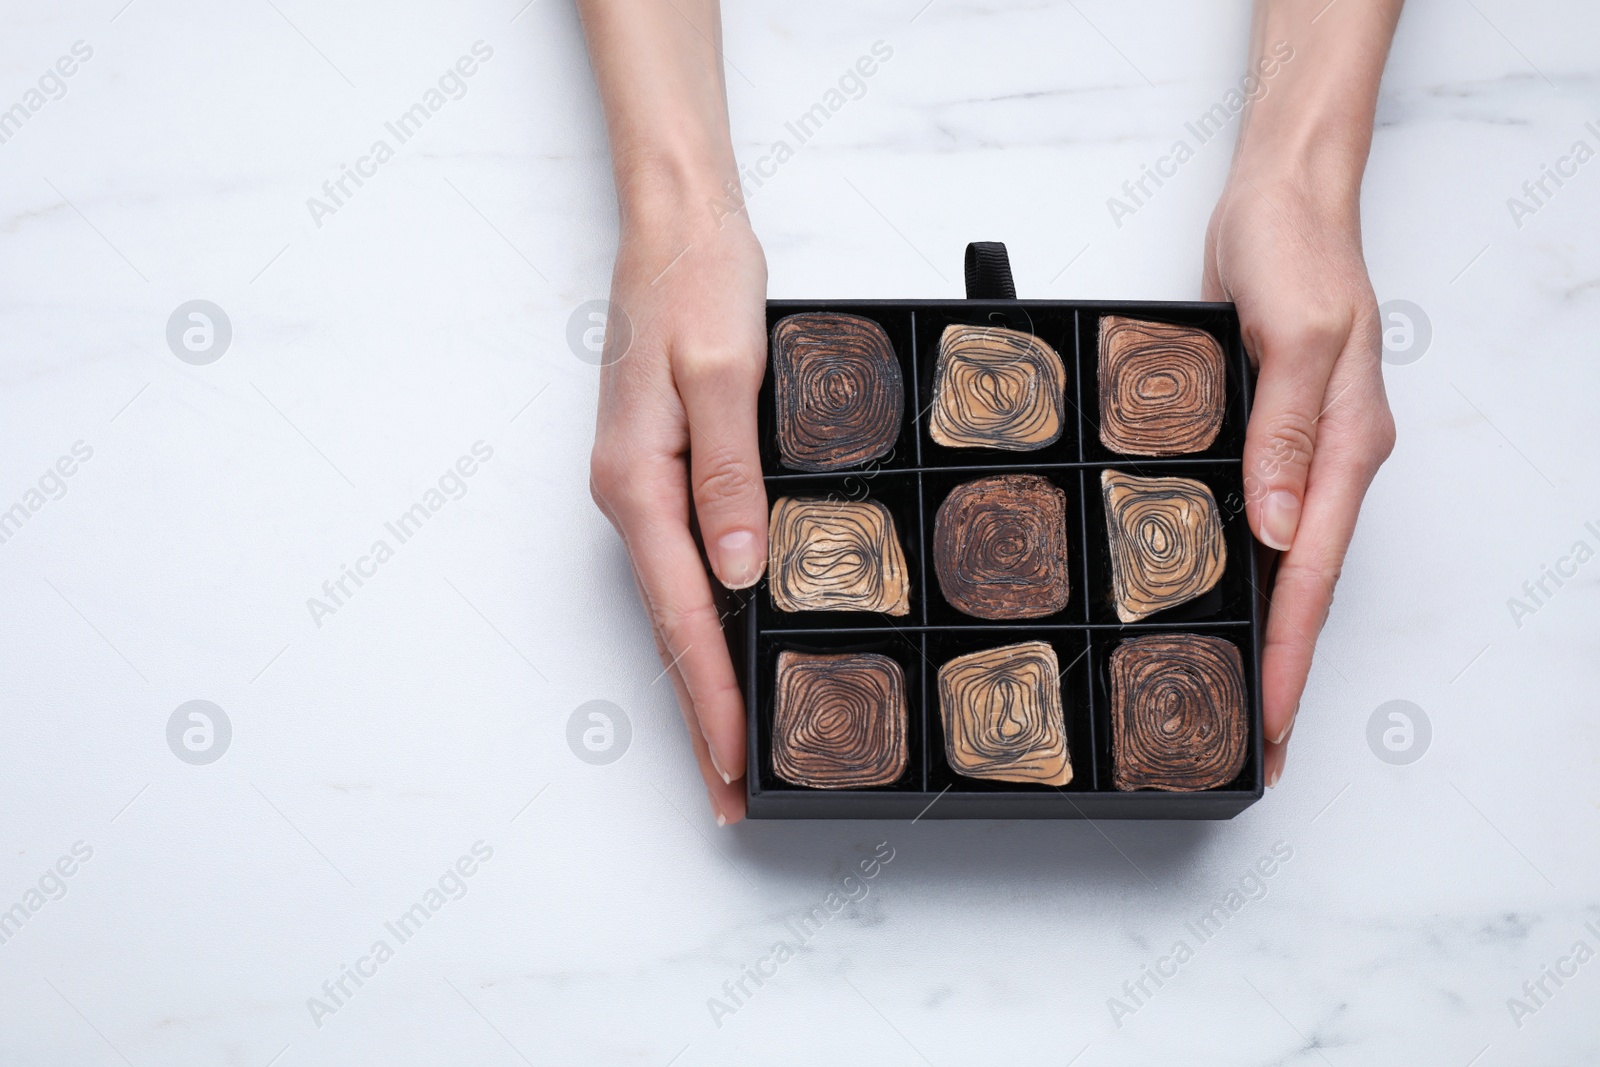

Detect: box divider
[908,309,923,469]
[1072,306,1087,464]
[1084,629,1102,790]
[919,632,933,793]
[914,466,932,792]
[1077,464,1100,788]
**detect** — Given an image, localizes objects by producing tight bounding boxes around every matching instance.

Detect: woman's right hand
[588,197,769,825]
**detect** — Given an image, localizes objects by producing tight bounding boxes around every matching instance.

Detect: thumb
[677,349,769,589]
[1243,323,1342,552]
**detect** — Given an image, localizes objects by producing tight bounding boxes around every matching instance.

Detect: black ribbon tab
[963,241,1017,300]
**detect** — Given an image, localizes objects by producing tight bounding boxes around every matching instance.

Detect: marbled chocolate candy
[772,312,903,471]
[772,651,909,789]
[768,497,910,615]
[1098,316,1225,456]
[938,640,1072,785]
[1110,633,1247,791]
[933,474,1070,620]
[1101,470,1225,623]
[929,324,1065,451]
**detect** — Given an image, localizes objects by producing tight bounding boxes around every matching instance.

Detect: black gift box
[728,245,1264,819]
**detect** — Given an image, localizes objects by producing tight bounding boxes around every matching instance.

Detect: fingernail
[708,746,732,786]
[1259,490,1301,552]
[1274,701,1299,745]
[716,813,727,827]
[1267,766,1282,789]
[709,794,725,825]
[715,529,765,590]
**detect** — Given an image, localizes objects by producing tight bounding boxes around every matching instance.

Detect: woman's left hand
[1202,170,1397,787]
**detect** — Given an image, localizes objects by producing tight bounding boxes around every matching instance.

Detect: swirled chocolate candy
[1110,634,1247,791]
[1101,470,1225,623]
[938,641,1072,785]
[933,474,1070,620]
[1098,316,1225,456]
[768,497,910,615]
[929,324,1065,450]
[772,651,909,788]
[772,312,903,471]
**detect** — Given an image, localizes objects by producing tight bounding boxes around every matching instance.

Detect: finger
[663,655,747,825]
[601,501,744,824]
[1259,367,1392,747]
[639,600,746,824]
[676,351,769,590]
[603,463,749,786]
[1259,453,1357,746]
[1240,314,1349,552]
[1264,729,1288,790]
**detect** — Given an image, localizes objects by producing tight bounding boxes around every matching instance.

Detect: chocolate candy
[772,312,903,471]
[1098,316,1224,456]
[933,474,1070,620]
[929,324,1065,450]
[772,651,909,788]
[1101,470,1225,623]
[1110,633,1247,791]
[938,640,1072,785]
[768,497,910,615]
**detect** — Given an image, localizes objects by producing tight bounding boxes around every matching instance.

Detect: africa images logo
[306,442,494,627]
[306,42,495,229]
[1105,41,1293,228]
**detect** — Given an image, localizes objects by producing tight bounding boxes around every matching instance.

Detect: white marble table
[2,1,1597,1063]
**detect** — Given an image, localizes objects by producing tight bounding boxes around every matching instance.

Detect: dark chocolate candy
[772,651,909,788]
[1110,633,1247,791]
[933,474,1070,620]
[1098,316,1224,456]
[772,312,903,471]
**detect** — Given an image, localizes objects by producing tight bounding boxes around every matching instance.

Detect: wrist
[1226,0,1400,212]
[615,146,747,237]
[1230,107,1368,211]
[1225,145,1364,223]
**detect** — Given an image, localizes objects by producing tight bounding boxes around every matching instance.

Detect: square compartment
[913,304,1084,468]
[747,629,932,820]
[761,304,921,474]
[923,628,1096,795]
[1089,623,1262,799]
[1077,305,1251,465]
[918,466,1090,627]
[1082,461,1254,627]
[757,470,927,631]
